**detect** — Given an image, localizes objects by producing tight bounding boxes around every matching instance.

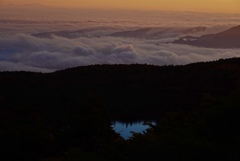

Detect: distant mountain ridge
[174,25,240,48]
[32,26,206,39]
[108,26,206,39]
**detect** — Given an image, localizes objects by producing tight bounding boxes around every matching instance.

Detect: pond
[112,121,155,139]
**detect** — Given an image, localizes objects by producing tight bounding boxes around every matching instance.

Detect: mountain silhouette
[174,25,240,48]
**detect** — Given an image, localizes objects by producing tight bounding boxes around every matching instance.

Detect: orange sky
[2,0,240,13]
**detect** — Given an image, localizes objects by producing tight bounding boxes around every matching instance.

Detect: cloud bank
[1,9,240,72]
[1,32,240,72]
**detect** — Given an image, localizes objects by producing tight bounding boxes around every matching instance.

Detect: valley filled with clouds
[1,6,240,72]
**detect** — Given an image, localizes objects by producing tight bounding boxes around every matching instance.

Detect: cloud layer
[1,10,240,72]
[1,32,240,72]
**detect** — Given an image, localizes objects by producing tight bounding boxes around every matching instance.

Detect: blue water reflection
[112,121,155,139]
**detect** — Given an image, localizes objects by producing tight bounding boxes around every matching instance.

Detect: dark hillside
[1,58,240,160]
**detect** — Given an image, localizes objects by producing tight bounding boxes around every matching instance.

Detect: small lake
[112,121,155,139]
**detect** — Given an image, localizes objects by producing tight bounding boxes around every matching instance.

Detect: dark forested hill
[1,58,240,161]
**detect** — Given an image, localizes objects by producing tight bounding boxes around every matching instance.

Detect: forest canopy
[0,58,240,161]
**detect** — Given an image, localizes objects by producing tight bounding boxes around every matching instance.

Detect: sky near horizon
[1,0,240,13]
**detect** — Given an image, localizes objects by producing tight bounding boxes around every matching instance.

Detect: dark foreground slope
[174,25,240,48]
[1,58,240,161]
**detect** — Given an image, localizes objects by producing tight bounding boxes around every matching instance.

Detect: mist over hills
[31,26,120,39]
[1,13,240,72]
[32,26,207,39]
[109,26,206,39]
[174,25,240,48]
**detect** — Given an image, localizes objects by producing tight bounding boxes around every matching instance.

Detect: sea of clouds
[1,6,240,72]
